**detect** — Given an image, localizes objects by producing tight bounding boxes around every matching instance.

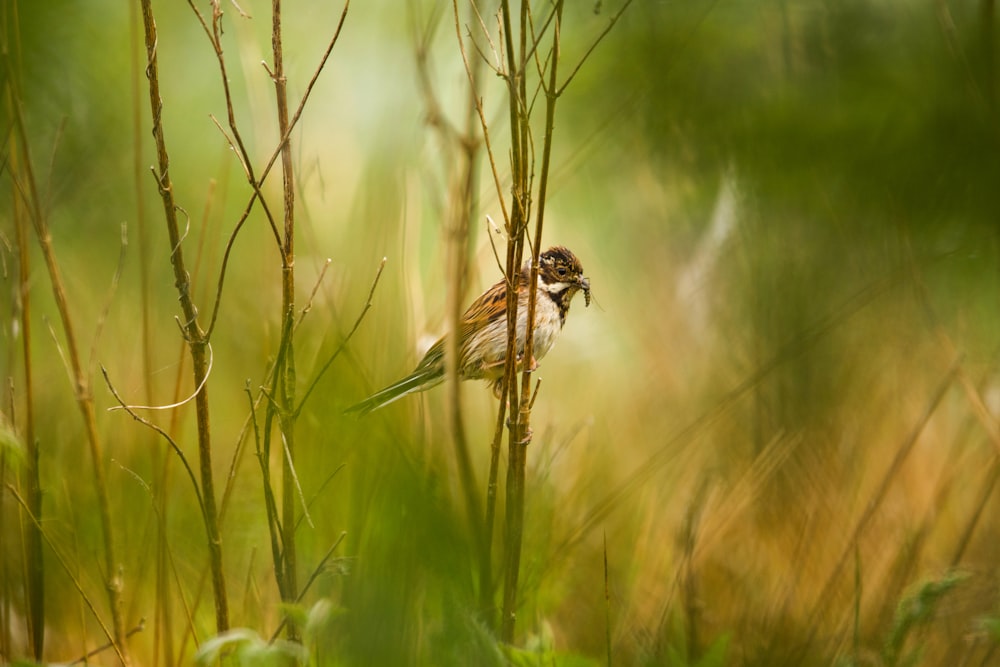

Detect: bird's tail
[344,367,443,416]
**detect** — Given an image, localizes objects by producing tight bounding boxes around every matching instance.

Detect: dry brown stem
[139,0,229,634]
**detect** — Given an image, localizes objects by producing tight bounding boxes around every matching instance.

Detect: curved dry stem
[452,0,512,233]
[101,366,207,522]
[107,343,214,412]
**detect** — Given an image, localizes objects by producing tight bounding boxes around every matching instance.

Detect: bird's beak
[581,276,591,307]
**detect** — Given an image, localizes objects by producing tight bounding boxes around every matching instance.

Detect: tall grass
[3,1,1000,666]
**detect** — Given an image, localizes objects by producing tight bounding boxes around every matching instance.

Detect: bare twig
[245,382,286,606]
[279,430,314,530]
[101,366,207,519]
[201,0,351,339]
[295,258,333,330]
[296,257,386,415]
[557,0,634,96]
[452,0,512,233]
[91,223,129,380]
[293,463,346,533]
[186,0,283,251]
[268,532,348,643]
[69,620,147,666]
[140,0,230,632]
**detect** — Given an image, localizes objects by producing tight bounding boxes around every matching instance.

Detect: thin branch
[70,621,147,666]
[466,6,504,77]
[88,222,129,382]
[186,0,283,249]
[203,0,351,340]
[293,463,346,533]
[101,366,207,521]
[245,382,286,602]
[452,0,512,232]
[295,258,333,330]
[296,256,386,415]
[557,0,634,96]
[208,114,252,181]
[141,0,230,631]
[43,317,73,391]
[485,214,513,289]
[279,430,314,530]
[268,532,348,643]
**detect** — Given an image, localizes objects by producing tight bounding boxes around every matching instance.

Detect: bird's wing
[460,277,507,332]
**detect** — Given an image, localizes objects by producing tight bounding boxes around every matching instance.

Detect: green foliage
[195,600,343,667]
[195,629,307,667]
[882,570,969,667]
[979,614,1000,641]
[657,618,731,667]
[500,621,604,667]
[662,634,731,667]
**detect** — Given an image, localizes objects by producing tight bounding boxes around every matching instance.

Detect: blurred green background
[3,0,1000,665]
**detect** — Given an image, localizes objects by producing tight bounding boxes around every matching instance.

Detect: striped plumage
[346,246,590,416]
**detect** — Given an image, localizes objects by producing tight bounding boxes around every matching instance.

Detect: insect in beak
[581,277,591,307]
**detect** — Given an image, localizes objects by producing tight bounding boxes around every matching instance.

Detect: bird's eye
[556,267,567,277]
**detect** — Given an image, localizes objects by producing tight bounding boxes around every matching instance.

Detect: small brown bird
[346,246,590,415]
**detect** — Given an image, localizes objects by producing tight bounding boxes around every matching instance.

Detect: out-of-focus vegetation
[2,0,1000,665]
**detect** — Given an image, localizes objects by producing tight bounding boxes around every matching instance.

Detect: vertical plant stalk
[7,105,43,659]
[4,7,130,662]
[499,0,565,644]
[498,0,529,641]
[128,0,175,661]
[139,0,229,633]
[447,9,516,620]
[443,89,487,620]
[269,0,300,628]
[459,0,623,642]
[416,4,489,620]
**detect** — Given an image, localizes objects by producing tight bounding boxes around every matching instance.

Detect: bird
[346,246,590,416]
